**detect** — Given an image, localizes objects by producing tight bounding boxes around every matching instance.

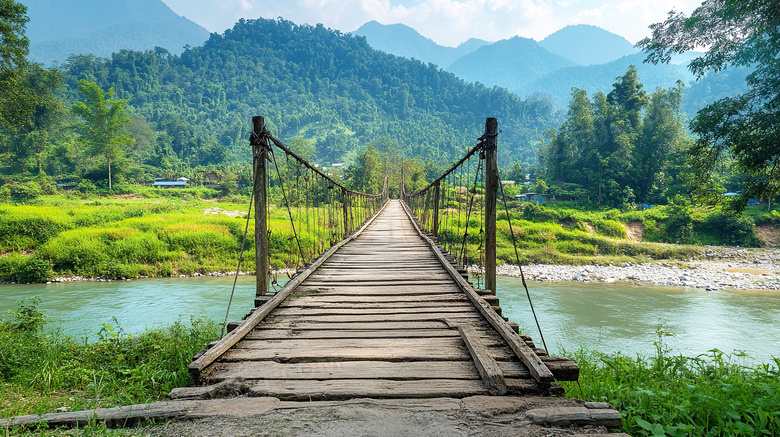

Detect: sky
[161,0,703,47]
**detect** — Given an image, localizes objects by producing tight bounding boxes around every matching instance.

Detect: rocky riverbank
[496,247,780,291]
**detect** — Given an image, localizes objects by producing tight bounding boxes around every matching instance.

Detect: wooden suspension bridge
[1,117,626,434]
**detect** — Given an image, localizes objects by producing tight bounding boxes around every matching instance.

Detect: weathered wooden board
[205,360,482,381]
[258,321,452,331]
[264,313,484,323]
[280,294,468,304]
[247,379,491,401]
[293,285,462,295]
[236,337,465,350]
[245,329,461,340]
[271,305,479,316]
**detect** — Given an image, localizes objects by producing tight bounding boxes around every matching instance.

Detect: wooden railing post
[342,189,350,237]
[484,117,498,293]
[433,181,440,237]
[251,116,269,297]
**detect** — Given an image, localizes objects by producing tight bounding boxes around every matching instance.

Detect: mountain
[446,37,576,91]
[539,25,637,66]
[524,53,693,107]
[60,18,563,171]
[21,0,209,64]
[353,21,488,68]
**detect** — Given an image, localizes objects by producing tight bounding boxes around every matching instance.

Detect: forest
[1,15,563,195]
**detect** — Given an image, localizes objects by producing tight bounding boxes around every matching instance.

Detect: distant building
[500,180,515,185]
[56,182,78,191]
[514,192,546,202]
[204,171,221,187]
[153,181,186,188]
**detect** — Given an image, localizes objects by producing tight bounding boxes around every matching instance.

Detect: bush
[563,346,780,436]
[695,213,761,247]
[1,181,42,202]
[592,219,627,238]
[15,256,53,283]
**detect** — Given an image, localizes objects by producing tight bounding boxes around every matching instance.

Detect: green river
[0,276,778,362]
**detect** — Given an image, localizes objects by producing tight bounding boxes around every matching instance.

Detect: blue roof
[153,181,186,187]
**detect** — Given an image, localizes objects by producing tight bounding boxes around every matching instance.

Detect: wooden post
[342,189,350,237]
[252,116,269,297]
[484,117,498,294]
[432,181,440,237]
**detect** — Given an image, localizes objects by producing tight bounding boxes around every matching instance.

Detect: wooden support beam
[483,117,498,294]
[251,116,269,297]
[445,319,506,395]
[432,181,440,237]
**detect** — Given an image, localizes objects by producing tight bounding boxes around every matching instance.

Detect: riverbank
[496,247,780,290]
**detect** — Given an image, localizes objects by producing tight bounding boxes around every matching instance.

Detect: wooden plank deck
[181,200,566,401]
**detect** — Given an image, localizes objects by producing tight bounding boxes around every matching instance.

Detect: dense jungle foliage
[1,16,563,188]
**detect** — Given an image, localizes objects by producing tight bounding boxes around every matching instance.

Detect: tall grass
[0,299,220,420]
[562,333,780,436]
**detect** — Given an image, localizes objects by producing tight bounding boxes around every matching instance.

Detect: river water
[0,276,778,362]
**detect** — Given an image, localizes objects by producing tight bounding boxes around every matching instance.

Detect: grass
[0,194,334,283]
[0,298,220,435]
[562,330,780,436]
[1,192,776,283]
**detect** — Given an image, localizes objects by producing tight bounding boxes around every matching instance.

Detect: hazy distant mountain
[539,24,637,66]
[21,0,209,65]
[446,37,576,91]
[353,21,488,68]
[523,52,693,106]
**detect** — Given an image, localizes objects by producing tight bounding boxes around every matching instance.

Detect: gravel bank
[496,247,780,291]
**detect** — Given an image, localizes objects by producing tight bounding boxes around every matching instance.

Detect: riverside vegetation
[1,300,778,436]
[0,186,778,284]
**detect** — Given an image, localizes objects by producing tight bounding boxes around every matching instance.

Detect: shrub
[592,219,627,238]
[15,256,53,283]
[1,181,42,202]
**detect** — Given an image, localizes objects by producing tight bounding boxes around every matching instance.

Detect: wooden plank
[279,294,468,304]
[248,379,490,401]
[265,313,483,323]
[236,337,464,350]
[279,301,472,310]
[293,285,462,295]
[205,360,481,381]
[450,321,507,396]
[400,201,555,383]
[258,321,451,330]
[188,200,389,379]
[271,305,479,316]
[223,345,472,362]
[245,329,461,340]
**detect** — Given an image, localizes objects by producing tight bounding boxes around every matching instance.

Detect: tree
[0,0,28,78]
[72,80,134,190]
[639,0,780,210]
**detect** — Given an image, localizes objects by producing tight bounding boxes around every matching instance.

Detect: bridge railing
[402,118,499,292]
[250,116,388,296]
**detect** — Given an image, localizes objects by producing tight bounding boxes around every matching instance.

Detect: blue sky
[161,0,702,46]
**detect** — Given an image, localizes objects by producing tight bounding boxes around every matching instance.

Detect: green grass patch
[0,299,219,422]
[563,341,780,436]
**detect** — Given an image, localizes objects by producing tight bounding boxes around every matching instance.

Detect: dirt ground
[132,397,625,437]
[756,223,780,247]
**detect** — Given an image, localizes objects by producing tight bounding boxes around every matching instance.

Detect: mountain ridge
[21,0,209,64]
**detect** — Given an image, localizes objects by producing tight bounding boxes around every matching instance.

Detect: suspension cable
[497,167,548,353]
[221,190,255,338]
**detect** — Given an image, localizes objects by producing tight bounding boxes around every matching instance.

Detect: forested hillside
[54,18,562,177]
